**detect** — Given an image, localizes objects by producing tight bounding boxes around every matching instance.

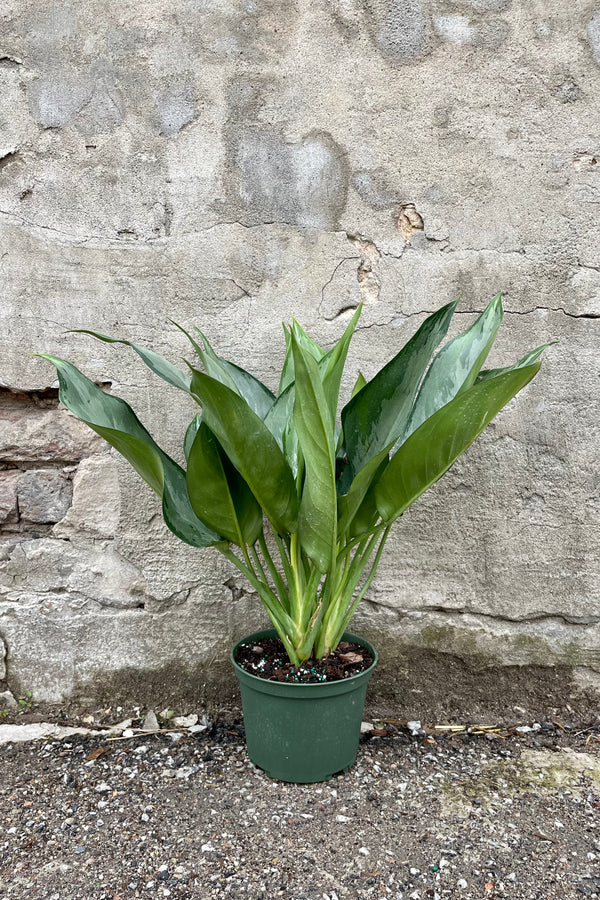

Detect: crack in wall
[0,150,19,172]
[0,54,23,69]
[364,600,600,628]
[319,256,360,319]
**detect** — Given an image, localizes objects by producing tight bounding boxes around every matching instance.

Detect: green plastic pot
[231,628,378,783]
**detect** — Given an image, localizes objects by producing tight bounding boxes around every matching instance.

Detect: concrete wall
[1,0,599,716]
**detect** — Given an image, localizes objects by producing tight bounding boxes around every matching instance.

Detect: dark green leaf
[342,300,457,475]
[195,328,275,420]
[162,463,226,549]
[187,422,262,546]
[188,366,298,535]
[70,330,190,392]
[337,447,389,537]
[36,354,222,548]
[291,327,337,572]
[183,413,202,461]
[173,321,276,420]
[477,342,556,381]
[405,294,504,440]
[375,363,542,524]
[347,458,388,537]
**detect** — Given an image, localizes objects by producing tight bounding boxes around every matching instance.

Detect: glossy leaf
[70,330,191,392]
[36,354,222,548]
[264,382,294,450]
[375,363,541,524]
[40,295,550,665]
[342,300,457,474]
[172,321,276,420]
[187,422,262,546]
[351,370,367,399]
[195,328,275,420]
[477,342,555,381]
[188,366,298,535]
[265,307,359,476]
[183,413,202,461]
[347,458,388,537]
[319,305,362,422]
[278,321,325,396]
[161,463,226,549]
[292,327,337,573]
[337,446,390,537]
[263,382,299,476]
[404,295,504,440]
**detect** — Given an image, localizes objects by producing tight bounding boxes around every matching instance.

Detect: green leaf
[342,300,457,475]
[183,413,202,461]
[337,447,390,537]
[188,366,298,535]
[291,326,337,572]
[186,422,262,546]
[263,382,300,477]
[173,321,276,420]
[266,310,360,477]
[264,383,294,450]
[404,294,504,440]
[36,354,222,548]
[374,363,542,524]
[221,359,276,421]
[279,321,325,395]
[347,459,388,537]
[477,342,556,381]
[278,326,295,396]
[351,370,367,399]
[70,330,191,392]
[161,463,226,549]
[319,304,362,422]
[195,328,275,420]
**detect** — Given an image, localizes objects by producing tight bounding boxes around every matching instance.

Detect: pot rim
[230,627,378,691]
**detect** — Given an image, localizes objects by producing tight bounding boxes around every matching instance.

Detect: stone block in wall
[17,470,73,524]
[0,691,17,711]
[53,456,121,540]
[0,472,19,524]
[0,406,102,465]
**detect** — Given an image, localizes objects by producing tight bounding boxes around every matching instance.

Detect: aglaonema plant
[38,296,550,665]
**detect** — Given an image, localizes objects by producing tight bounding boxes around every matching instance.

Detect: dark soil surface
[0,711,599,899]
[234,639,375,683]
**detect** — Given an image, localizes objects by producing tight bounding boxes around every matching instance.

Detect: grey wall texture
[0,0,599,717]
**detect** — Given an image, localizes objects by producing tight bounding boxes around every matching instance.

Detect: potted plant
[38,295,549,782]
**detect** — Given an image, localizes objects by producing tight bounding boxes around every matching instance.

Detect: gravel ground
[0,712,599,900]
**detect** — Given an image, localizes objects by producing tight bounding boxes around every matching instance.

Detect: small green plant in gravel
[18,690,35,713]
[39,296,549,665]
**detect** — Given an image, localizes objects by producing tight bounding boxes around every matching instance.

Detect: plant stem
[289,531,304,624]
[258,530,289,611]
[335,522,387,564]
[273,529,294,586]
[219,544,300,664]
[338,525,391,638]
[315,528,385,657]
[249,542,268,584]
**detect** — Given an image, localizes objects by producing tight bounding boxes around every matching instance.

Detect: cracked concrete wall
[0,0,599,715]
